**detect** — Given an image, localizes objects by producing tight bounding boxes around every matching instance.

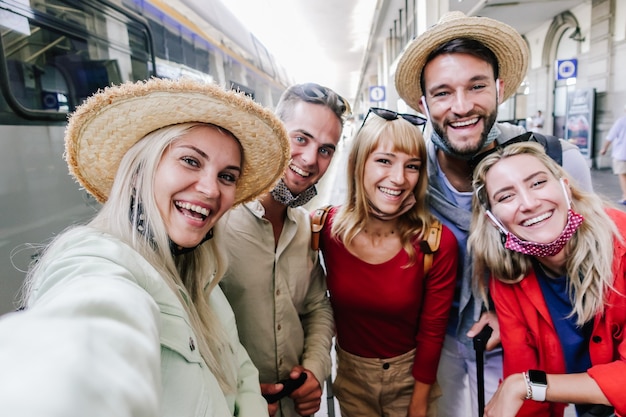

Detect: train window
[148,17,184,66]
[165,32,183,64]
[251,36,275,78]
[182,35,196,70]
[146,12,212,77]
[0,0,152,122]
[127,23,152,82]
[148,18,166,59]
[194,46,209,75]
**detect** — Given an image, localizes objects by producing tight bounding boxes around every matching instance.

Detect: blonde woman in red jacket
[468,139,625,417]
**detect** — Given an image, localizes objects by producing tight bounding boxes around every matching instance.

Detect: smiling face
[154,125,242,248]
[363,140,421,215]
[485,153,570,244]
[281,101,342,195]
[421,53,502,157]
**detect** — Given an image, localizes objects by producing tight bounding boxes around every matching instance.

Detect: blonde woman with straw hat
[0,78,290,417]
[394,11,592,417]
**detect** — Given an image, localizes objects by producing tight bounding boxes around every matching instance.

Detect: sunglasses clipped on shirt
[361,107,427,130]
[299,83,352,117]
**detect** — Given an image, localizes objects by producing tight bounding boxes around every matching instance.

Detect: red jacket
[491,208,626,416]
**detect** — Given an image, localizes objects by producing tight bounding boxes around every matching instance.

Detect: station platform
[590,168,624,207]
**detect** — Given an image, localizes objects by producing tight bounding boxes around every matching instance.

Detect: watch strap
[522,371,532,400]
[528,369,548,402]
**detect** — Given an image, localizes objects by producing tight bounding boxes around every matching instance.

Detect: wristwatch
[527,369,548,401]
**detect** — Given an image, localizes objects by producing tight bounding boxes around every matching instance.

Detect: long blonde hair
[469,141,619,325]
[331,114,432,266]
[24,123,238,392]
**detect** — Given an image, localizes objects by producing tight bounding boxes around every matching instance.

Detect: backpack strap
[420,220,443,276]
[311,205,332,251]
[532,132,563,166]
[311,207,443,277]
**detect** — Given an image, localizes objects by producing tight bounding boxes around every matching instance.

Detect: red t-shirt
[320,207,458,383]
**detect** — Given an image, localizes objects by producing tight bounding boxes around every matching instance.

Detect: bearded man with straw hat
[394,11,592,417]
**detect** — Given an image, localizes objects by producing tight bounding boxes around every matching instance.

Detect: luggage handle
[473,324,493,417]
[473,324,493,353]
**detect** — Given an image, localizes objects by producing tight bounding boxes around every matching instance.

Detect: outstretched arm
[0,275,162,417]
[485,372,610,417]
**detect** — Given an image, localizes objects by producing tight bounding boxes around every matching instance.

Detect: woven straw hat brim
[395,11,529,111]
[65,78,290,205]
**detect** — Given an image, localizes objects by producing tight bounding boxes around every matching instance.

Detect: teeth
[380,187,401,196]
[450,117,479,127]
[175,201,209,216]
[522,211,551,226]
[290,164,310,177]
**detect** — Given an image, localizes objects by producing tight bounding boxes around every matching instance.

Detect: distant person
[600,104,626,204]
[0,78,291,417]
[469,140,625,417]
[317,108,458,417]
[216,83,350,417]
[530,110,545,133]
[394,11,593,417]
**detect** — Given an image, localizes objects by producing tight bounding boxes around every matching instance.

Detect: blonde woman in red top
[318,108,458,417]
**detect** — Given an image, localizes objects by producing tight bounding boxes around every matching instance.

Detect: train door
[0,0,153,314]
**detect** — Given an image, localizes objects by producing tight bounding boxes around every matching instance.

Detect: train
[0,0,292,315]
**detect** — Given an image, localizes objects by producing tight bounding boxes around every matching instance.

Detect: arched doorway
[544,11,584,138]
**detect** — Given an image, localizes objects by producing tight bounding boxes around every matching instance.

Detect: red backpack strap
[310,205,332,251]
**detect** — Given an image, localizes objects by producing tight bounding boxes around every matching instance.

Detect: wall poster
[565,88,595,160]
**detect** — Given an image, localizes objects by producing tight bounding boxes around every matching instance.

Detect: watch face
[528,370,548,385]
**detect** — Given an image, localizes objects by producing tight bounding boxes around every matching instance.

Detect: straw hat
[395,11,529,111]
[65,77,290,205]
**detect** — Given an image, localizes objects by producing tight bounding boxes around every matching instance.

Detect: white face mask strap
[495,78,500,104]
[485,210,509,235]
[560,178,572,208]
[420,96,432,121]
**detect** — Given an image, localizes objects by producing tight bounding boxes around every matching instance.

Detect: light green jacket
[0,226,267,417]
